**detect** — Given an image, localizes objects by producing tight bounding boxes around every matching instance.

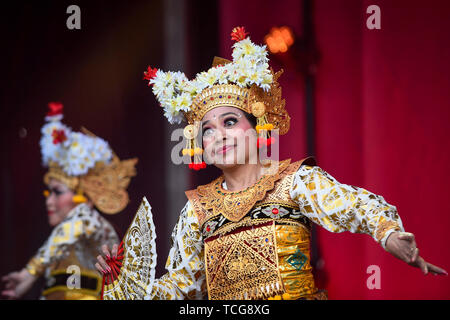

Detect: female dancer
[1,103,137,299]
[97,28,446,300]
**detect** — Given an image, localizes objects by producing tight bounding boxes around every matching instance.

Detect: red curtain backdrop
[219,0,450,299]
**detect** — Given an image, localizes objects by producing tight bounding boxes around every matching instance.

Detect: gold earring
[182,123,206,170]
[72,188,87,203]
[252,102,275,148]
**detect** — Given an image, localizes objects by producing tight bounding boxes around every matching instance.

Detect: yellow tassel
[182,148,195,156]
[256,116,271,142]
[256,125,263,133]
[72,194,87,203]
[257,123,273,134]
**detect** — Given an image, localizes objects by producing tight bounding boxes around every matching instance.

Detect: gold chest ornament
[204,221,283,300]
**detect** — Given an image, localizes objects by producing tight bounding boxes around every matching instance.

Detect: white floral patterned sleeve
[26,203,119,277]
[290,165,404,249]
[146,201,206,300]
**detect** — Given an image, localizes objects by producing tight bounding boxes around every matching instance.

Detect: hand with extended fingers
[1,269,36,299]
[385,231,447,276]
[95,242,124,284]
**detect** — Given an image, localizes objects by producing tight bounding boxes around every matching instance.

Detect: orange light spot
[264,26,295,54]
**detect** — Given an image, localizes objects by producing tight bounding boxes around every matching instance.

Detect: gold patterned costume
[102,156,403,300]
[26,203,120,300]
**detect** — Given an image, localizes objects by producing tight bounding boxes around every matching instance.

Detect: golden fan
[101,197,157,300]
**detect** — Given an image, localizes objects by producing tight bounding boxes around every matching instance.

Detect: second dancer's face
[201,106,258,170]
[45,179,77,227]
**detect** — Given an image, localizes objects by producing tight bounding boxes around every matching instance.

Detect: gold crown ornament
[41,102,138,214]
[143,26,290,170]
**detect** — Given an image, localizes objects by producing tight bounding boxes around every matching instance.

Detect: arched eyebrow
[202,112,240,127]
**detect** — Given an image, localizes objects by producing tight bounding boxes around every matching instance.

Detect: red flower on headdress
[231,26,249,42]
[47,102,63,117]
[143,66,158,85]
[51,129,67,145]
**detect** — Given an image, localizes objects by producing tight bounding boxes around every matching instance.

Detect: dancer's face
[201,106,258,169]
[45,179,77,227]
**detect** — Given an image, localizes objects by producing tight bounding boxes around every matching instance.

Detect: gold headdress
[143,27,290,170]
[41,102,138,214]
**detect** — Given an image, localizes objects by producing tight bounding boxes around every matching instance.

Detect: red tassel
[188,162,206,170]
[266,137,276,146]
[257,137,276,148]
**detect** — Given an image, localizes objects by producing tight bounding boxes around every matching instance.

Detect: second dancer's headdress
[40,102,138,214]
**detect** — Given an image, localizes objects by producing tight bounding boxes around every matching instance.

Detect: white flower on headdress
[40,121,72,165]
[184,81,201,98]
[206,68,221,87]
[260,72,273,91]
[196,69,220,88]
[91,137,112,163]
[232,38,257,60]
[163,109,184,124]
[150,70,168,98]
[175,92,192,112]
[144,26,275,123]
[217,66,229,85]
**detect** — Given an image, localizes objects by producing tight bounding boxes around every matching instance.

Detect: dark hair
[243,111,257,128]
